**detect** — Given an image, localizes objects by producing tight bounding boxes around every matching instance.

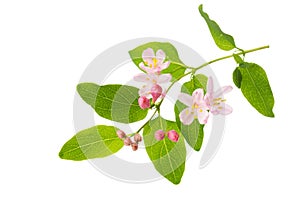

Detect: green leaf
[59,125,123,161]
[233,54,243,64]
[143,116,186,184]
[238,62,275,117]
[129,42,186,81]
[199,4,236,51]
[77,83,148,123]
[233,67,242,88]
[174,74,208,151]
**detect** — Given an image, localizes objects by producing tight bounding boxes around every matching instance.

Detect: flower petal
[138,84,152,97]
[179,108,194,125]
[160,61,170,71]
[218,103,233,115]
[139,62,153,73]
[157,74,172,83]
[204,92,213,106]
[210,107,219,115]
[142,48,155,65]
[147,73,159,83]
[214,86,233,97]
[207,76,214,95]
[192,88,204,104]
[133,73,149,82]
[198,100,210,111]
[197,109,209,124]
[156,49,166,64]
[178,93,193,106]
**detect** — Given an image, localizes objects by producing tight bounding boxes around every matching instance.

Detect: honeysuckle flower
[167,130,179,142]
[205,77,233,115]
[134,72,172,99]
[138,96,150,109]
[178,88,209,125]
[139,48,170,74]
[155,130,165,141]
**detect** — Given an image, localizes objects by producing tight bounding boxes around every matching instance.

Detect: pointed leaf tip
[199,4,236,51]
[59,125,124,161]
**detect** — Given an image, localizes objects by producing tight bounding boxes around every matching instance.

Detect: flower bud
[131,143,138,151]
[138,96,150,109]
[124,137,132,146]
[151,84,163,103]
[134,133,142,143]
[117,130,126,139]
[167,130,179,142]
[155,130,165,141]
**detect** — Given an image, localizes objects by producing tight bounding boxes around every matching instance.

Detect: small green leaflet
[143,116,186,184]
[174,74,208,151]
[233,54,244,64]
[129,42,187,81]
[77,83,148,123]
[233,67,242,88]
[59,125,123,161]
[238,62,275,117]
[199,4,236,51]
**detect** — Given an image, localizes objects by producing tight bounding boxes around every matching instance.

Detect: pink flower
[167,130,179,142]
[155,130,165,141]
[139,48,170,74]
[178,88,209,125]
[134,72,172,99]
[138,96,150,109]
[117,130,126,139]
[205,77,233,115]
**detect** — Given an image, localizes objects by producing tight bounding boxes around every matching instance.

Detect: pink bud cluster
[154,129,179,142]
[137,84,164,110]
[117,130,142,151]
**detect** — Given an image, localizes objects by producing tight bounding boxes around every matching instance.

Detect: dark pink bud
[151,84,163,103]
[155,130,165,141]
[134,134,142,143]
[131,143,138,151]
[138,96,150,109]
[117,130,126,139]
[167,130,179,142]
[124,137,132,146]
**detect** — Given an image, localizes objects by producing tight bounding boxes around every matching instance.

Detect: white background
[1,0,299,216]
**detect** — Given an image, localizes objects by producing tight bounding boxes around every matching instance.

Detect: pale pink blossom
[205,77,233,115]
[134,72,172,98]
[167,130,179,142]
[155,130,165,141]
[138,96,150,109]
[178,88,209,125]
[139,48,170,74]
